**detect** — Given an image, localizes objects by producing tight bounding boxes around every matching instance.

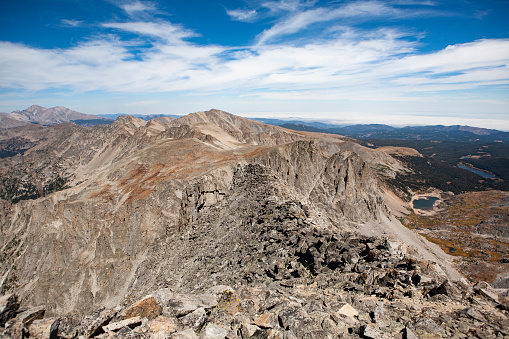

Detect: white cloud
[120,1,159,18]
[254,0,432,45]
[226,9,258,22]
[61,19,83,27]
[102,21,197,42]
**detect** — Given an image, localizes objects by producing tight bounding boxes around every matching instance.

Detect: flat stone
[337,303,358,318]
[253,312,277,329]
[28,318,59,339]
[123,296,162,320]
[362,324,392,339]
[463,308,487,322]
[200,323,227,339]
[474,281,499,303]
[146,315,177,334]
[165,295,218,317]
[171,329,199,339]
[205,285,235,296]
[103,316,142,332]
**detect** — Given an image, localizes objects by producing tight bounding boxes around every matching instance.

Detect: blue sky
[1,0,508,129]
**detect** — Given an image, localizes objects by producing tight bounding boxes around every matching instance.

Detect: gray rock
[362,324,392,339]
[277,303,308,330]
[200,323,227,339]
[172,329,199,339]
[166,295,217,317]
[403,327,418,339]
[428,280,461,301]
[240,323,260,338]
[103,316,142,333]
[474,281,499,303]
[84,308,117,338]
[179,307,206,332]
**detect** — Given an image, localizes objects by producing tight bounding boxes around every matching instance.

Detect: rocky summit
[0,109,507,338]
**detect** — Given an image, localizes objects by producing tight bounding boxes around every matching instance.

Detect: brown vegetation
[401,191,509,283]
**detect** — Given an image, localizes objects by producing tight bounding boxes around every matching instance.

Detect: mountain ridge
[2,105,113,127]
[0,108,507,338]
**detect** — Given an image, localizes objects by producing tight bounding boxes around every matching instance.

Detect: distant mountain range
[254,119,509,143]
[0,105,113,127]
[2,106,508,144]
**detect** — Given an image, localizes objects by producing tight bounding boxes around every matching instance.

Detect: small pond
[457,164,497,179]
[413,197,439,210]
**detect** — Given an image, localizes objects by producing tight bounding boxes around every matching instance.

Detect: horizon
[5,103,509,132]
[1,0,508,130]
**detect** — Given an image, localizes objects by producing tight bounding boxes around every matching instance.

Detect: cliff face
[0,110,455,321]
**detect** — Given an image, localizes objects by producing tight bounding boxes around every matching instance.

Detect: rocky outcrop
[0,109,473,335]
[3,231,507,338]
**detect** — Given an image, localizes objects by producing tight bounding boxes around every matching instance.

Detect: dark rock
[0,294,19,327]
[179,307,207,332]
[428,280,462,301]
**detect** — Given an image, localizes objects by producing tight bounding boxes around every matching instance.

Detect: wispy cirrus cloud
[61,19,83,27]
[254,0,443,45]
[102,21,197,42]
[226,9,258,22]
[118,0,160,19]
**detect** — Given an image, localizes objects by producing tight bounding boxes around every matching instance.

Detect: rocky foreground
[2,226,509,338]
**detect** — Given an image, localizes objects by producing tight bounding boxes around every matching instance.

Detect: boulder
[403,326,418,339]
[337,303,358,318]
[7,306,45,338]
[428,280,461,301]
[165,295,218,317]
[84,308,117,338]
[474,281,499,303]
[28,318,59,339]
[253,312,277,329]
[277,303,308,330]
[0,293,19,326]
[200,323,227,339]
[146,315,177,335]
[172,329,199,339]
[123,296,162,320]
[103,316,142,333]
[362,324,392,339]
[179,307,206,331]
[241,323,260,338]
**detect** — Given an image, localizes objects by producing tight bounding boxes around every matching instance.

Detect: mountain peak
[5,105,111,126]
[25,104,47,113]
